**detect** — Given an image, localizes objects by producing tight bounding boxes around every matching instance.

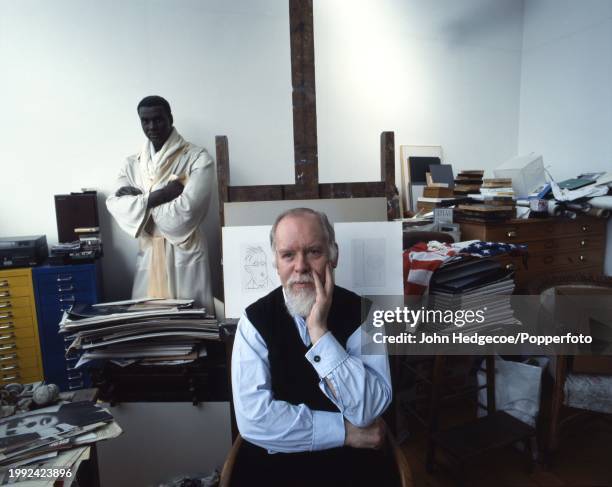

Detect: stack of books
[456,203,515,222]
[480,178,515,199]
[416,185,458,213]
[60,298,218,368]
[458,178,516,221]
[454,170,484,195]
[0,401,121,480]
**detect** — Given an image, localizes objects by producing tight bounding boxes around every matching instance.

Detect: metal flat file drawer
[0,285,31,299]
[0,315,33,330]
[0,306,32,319]
[0,346,40,366]
[0,296,32,310]
[33,263,101,391]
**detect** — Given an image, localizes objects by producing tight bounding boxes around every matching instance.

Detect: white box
[493,153,546,198]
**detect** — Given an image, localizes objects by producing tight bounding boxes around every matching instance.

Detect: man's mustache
[287,275,315,285]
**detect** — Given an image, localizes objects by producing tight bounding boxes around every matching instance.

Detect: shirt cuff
[312,410,345,450]
[305,331,349,378]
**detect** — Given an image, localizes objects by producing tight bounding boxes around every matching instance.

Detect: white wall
[0,0,295,301]
[314,0,525,185]
[518,0,612,273]
[1,0,611,295]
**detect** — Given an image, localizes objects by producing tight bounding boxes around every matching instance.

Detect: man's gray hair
[269,208,338,263]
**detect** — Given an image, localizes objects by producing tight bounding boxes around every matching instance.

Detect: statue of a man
[106,96,214,312]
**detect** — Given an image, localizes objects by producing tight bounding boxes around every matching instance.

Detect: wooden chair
[529,274,612,465]
[391,230,456,437]
[219,422,414,487]
[220,322,413,486]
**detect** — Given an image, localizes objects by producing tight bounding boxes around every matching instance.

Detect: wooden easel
[215,0,399,226]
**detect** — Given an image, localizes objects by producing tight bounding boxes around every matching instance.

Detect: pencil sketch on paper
[351,238,386,288]
[241,244,274,292]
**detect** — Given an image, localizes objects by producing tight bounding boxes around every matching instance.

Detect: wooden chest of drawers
[0,268,44,385]
[459,216,607,291]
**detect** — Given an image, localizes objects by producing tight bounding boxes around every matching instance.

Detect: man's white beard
[284,276,316,317]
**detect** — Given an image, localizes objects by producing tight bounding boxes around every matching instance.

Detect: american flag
[461,241,527,257]
[404,240,528,295]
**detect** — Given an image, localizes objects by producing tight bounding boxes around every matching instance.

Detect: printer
[0,235,48,268]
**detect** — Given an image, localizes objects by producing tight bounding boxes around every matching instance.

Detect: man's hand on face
[116,186,143,197]
[306,263,334,344]
[344,418,386,450]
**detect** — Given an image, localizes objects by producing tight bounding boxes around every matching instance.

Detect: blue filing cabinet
[32,263,102,391]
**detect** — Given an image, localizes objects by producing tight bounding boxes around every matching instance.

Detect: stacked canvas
[60,299,218,368]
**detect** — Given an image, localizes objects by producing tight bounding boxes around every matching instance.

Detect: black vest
[245,285,364,412]
[230,286,397,487]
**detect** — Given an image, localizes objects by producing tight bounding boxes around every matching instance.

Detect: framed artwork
[399,145,444,214]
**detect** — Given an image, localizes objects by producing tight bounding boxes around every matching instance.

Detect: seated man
[231,208,394,486]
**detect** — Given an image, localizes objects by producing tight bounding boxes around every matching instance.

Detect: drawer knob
[505,263,516,271]
[0,364,17,372]
[0,302,11,309]
[581,225,589,232]
[0,281,7,288]
[0,353,17,361]
[58,285,74,292]
[0,313,13,320]
[506,231,517,238]
[580,240,587,247]
[68,381,84,390]
[56,275,73,282]
[2,374,19,381]
[59,295,76,303]
[579,255,586,262]
[0,292,10,298]
[0,344,16,351]
[0,333,15,341]
[0,324,14,331]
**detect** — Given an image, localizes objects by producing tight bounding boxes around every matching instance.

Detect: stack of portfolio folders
[59,298,218,368]
[425,257,520,334]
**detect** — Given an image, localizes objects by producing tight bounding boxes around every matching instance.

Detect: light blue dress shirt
[231,300,392,454]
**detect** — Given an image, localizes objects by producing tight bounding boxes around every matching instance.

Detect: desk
[459,216,607,291]
[90,341,233,486]
[91,341,230,405]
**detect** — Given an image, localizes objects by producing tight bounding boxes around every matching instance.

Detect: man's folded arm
[105,166,148,238]
[305,329,392,428]
[150,153,214,243]
[231,314,346,453]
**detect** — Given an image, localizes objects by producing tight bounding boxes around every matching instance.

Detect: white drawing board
[222,226,280,319]
[334,221,404,296]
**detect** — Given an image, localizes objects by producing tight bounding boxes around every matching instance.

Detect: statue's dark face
[138,105,173,151]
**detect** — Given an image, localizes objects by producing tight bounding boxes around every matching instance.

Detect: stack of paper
[0,402,121,483]
[60,299,219,367]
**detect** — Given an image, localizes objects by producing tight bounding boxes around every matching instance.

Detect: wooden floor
[400,417,612,487]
